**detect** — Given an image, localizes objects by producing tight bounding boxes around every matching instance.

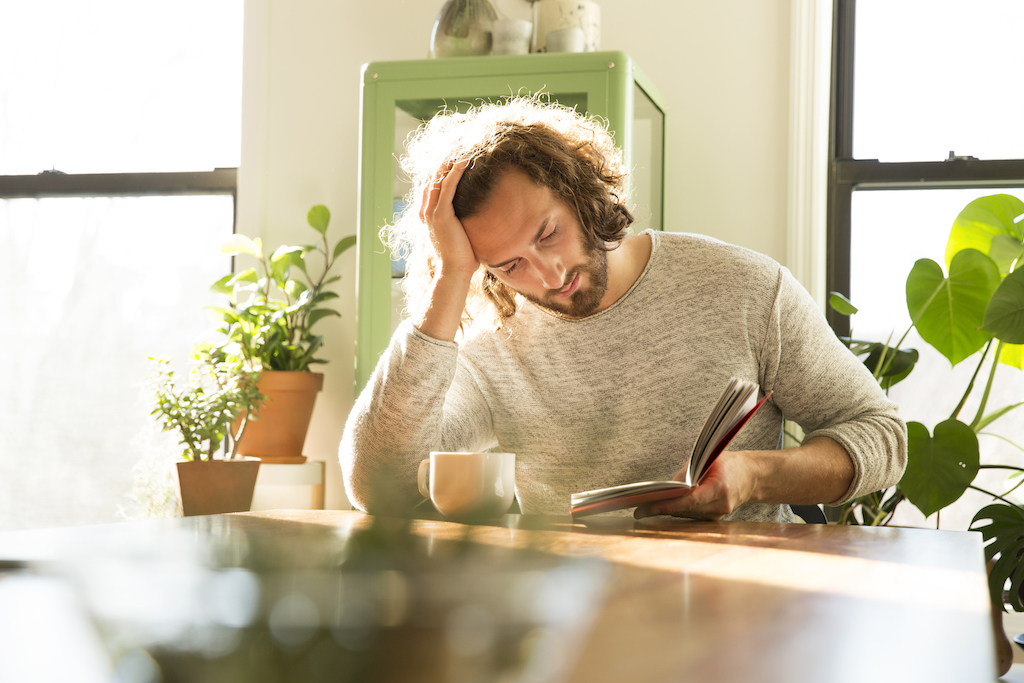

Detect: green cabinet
[356,51,667,392]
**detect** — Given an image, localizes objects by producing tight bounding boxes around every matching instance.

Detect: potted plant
[146,357,265,516]
[827,194,1024,673]
[830,194,1024,529]
[198,204,356,464]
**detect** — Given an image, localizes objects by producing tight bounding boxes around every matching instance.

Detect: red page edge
[570,485,691,518]
[693,390,773,485]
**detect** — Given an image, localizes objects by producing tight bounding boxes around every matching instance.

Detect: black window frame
[825,0,1024,337]
[0,169,237,205]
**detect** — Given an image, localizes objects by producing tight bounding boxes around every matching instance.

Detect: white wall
[239,0,793,509]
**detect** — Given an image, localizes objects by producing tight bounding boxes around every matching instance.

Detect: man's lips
[555,271,580,298]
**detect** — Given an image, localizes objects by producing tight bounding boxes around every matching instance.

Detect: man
[341,98,906,522]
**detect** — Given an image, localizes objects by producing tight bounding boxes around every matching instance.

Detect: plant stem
[891,322,916,354]
[872,331,896,380]
[231,410,249,460]
[971,340,1005,430]
[979,464,1024,473]
[950,339,993,421]
[970,484,1017,506]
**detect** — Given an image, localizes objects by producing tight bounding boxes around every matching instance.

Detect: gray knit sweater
[341,231,907,522]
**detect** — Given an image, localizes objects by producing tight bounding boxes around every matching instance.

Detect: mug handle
[417,459,430,498]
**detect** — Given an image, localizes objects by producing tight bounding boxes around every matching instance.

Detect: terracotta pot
[176,458,260,516]
[234,371,324,464]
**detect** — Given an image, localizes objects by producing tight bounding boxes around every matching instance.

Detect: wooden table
[0,510,996,682]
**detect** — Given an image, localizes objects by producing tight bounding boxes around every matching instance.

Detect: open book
[570,378,772,518]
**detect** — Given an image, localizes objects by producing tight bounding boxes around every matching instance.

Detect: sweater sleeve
[339,320,497,514]
[759,267,908,505]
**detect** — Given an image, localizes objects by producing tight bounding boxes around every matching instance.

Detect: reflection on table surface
[0,510,997,683]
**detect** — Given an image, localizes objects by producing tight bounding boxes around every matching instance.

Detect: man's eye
[541,227,558,242]
[501,259,519,274]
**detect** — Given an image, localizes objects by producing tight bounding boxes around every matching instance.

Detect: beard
[521,239,609,318]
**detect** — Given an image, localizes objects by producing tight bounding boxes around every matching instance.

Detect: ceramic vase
[429,0,498,58]
[536,0,601,52]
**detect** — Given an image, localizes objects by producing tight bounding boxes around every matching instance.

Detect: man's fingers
[436,158,469,206]
[420,158,469,225]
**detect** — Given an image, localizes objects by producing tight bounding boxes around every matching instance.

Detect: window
[826,0,1024,528]
[0,1,243,530]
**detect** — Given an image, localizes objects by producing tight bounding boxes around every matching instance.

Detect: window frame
[825,0,1024,337]
[0,169,236,203]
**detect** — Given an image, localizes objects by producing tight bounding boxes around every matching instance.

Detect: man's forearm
[413,269,474,342]
[746,436,855,506]
[635,436,855,520]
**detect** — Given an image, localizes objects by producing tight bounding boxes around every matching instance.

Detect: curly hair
[383,96,634,329]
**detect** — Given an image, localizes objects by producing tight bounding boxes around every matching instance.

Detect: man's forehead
[462,170,552,264]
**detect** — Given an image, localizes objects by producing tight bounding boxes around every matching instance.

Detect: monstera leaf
[906,250,1000,366]
[999,343,1024,370]
[945,194,1024,276]
[983,267,1024,345]
[900,420,979,518]
[971,503,1024,611]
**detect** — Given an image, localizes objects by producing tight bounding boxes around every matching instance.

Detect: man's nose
[536,257,567,290]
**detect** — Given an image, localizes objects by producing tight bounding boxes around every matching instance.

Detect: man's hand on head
[633,451,757,521]
[412,158,480,343]
[420,157,479,279]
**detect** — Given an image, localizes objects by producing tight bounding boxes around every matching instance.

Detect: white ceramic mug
[417,452,516,520]
[491,19,533,55]
[545,27,585,53]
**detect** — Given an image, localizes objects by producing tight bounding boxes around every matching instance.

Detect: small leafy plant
[147,357,264,461]
[200,205,357,372]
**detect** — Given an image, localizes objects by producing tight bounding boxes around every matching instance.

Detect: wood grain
[0,510,995,682]
[242,510,994,682]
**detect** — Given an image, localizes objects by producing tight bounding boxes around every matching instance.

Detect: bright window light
[0,0,242,530]
[0,0,243,174]
[854,0,1024,162]
[0,197,234,530]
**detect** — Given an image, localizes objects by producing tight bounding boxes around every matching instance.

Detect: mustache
[551,271,579,295]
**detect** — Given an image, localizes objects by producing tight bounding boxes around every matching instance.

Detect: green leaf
[210,274,234,296]
[828,291,858,316]
[975,401,1024,432]
[332,235,357,260]
[228,268,260,286]
[221,234,261,258]
[945,194,1024,271]
[307,308,340,329]
[906,250,1000,366]
[900,420,979,518]
[307,205,331,236]
[983,267,1024,344]
[270,246,304,286]
[971,503,1024,611]
[864,345,919,388]
[999,343,1024,370]
[989,235,1024,276]
[284,280,308,300]
[311,291,340,305]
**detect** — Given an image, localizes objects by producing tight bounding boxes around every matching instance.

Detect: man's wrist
[413,270,474,342]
